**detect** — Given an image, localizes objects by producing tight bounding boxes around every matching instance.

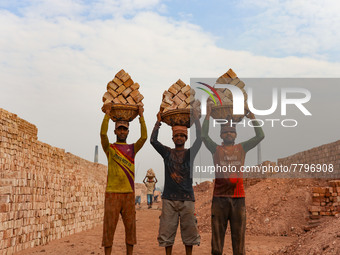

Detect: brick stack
[0,108,107,254]
[160,79,200,113]
[102,69,144,110]
[309,180,340,216]
[207,68,248,109]
[278,140,340,179]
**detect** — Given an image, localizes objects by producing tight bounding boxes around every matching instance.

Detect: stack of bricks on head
[102,69,144,108]
[310,180,340,216]
[208,68,248,110]
[160,79,200,113]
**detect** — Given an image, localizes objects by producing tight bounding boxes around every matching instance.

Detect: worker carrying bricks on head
[202,104,264,255]
[143,169,158,209]
[150,110,202,255]
[100,102,147,255]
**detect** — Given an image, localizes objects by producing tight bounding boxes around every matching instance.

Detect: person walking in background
[143,175,158,209]
[100,103,147,255]
[135,188,142,208]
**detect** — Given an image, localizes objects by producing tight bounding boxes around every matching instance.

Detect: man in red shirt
[202,105,264,255]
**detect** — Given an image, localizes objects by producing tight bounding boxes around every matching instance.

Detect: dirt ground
[15,178,340,255]
[15,204,294,255]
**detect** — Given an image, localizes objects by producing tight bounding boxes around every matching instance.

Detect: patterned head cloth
[172,126,188,137]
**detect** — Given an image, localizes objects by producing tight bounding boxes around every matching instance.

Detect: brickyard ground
[14,205,294,255]
[15,179,340,255]
[1,108,340,255]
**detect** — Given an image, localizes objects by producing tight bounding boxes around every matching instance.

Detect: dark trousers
[211,197,246,255]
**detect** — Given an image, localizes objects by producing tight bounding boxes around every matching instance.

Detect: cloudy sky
[1,0,339,186]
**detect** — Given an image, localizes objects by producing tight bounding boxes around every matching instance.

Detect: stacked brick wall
[277,140,340,178]
[309,180,340,216]
[0,108,107,254]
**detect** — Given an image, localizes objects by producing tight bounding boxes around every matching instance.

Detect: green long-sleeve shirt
[201,118,264,155]
[100,114,147,193]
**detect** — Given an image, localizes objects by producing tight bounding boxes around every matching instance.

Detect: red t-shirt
[213,144,245,198]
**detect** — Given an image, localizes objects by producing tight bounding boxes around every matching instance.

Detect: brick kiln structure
[0,108,107,254]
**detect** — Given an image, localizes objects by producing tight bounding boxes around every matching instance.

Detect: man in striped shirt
[100,104,147,255]
[202,105,264,255]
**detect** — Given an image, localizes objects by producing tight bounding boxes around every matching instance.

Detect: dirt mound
[274,216,340,255]
[194,178,329,237]
[194,181,214,233]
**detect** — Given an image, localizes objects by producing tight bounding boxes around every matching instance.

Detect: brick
[130,90,140,99]
[120,73,131,83]
[181,85,190,94]
[176,79,186,88]
[115,69,126,80]
[122,87,132,98]
[168,84,181,95]
[0,186,12,194]
[134,93,144,103]
[123,79,134,88]
[107,88,118,98]
[112,77,123,87]
[177,92,186,101]
[117,95,127,104]
[0,195,10,203]
[178,100,187,109]
[130,83,140,91]
[226,68,237,79]
[160,101,171,111]
[107,81,118,91]
[102,92,113,103]
[115,85,126,94]
[126,96,136,105]
[0,203,9,212]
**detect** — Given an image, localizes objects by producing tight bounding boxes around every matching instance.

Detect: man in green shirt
[101,104,147,255]
[202,105,264,255]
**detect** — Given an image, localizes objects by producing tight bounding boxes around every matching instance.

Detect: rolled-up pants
[211,197,246,255]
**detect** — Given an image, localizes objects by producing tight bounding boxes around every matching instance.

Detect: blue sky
[1,0,339,185]
[2,0,340,61]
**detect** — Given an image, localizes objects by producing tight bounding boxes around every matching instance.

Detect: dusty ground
[274,216,340,255]
[15,178,339,255]
[15,204,294,255]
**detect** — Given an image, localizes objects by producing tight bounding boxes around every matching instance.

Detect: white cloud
[1,1,340,184]
[237,0,340,60]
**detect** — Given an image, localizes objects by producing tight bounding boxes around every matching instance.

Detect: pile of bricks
[102,69,144,107]
[309,180,340,216]
[211,68,247,108]
[0,108,107,254]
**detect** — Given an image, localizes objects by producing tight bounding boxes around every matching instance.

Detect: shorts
[102,192,136,247]
[158,199,200,247]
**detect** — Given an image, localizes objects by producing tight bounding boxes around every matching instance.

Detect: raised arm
[134,106,148,154]
[201,104,218,154]
[240,112,265,153]
[100,114,110,158]
[150,111,169,158]
[189,111,202,157]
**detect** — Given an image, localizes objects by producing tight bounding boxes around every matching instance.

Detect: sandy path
[15,206,295,255]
